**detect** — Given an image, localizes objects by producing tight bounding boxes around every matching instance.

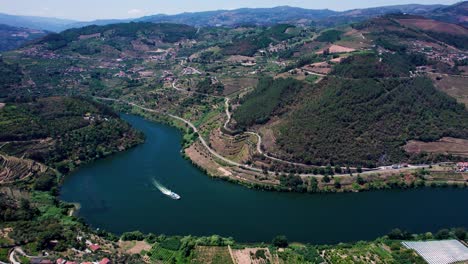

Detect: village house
[89,244,101,252]
[99,258,111,264]
[456,162,468,172]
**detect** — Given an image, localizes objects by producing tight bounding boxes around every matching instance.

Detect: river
[60,114,468,244]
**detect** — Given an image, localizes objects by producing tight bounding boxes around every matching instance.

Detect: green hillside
[0,97,144,172]
[232,77,303,129]
[36,22,197,51]
[275,77,468,167]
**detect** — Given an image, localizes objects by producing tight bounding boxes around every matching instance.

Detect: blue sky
[0,0,460,21]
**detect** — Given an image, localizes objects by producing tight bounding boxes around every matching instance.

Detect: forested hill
[0,24,47,51]
[232,53,468,167]
[276,77,468,167]
[0,97,144,174]
[34,22,196,51]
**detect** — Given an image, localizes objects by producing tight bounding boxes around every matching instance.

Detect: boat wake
[152,178,181,200]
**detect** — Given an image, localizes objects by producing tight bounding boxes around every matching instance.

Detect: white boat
[152,178,181,200]
[167,191,181,200]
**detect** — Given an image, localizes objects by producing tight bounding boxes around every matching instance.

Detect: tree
[309,178,319,192]
[334,180,341,189]
[322,175,331,183]
[357,166,363,173]
[272,235,288,248]
[121,231,144,241]
[435,229,450,239]
[334,165,342,174]
[387,228,411,240]
[453,228,466,240]
[356,175,366,185]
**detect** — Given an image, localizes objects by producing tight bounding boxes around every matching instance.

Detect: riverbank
[116,228,468,264]
[60,114,468,244]
[98,97,468,194]
[5,112,466,263]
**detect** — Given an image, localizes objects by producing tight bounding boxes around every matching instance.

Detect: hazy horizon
[0,0,461,21]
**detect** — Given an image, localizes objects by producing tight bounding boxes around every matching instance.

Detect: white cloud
[128,8,143,15]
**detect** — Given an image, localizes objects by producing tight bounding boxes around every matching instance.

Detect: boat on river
[167,191,181,200]
[152,178,181,200]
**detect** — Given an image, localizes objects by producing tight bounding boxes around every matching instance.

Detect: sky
[0,0,461,21]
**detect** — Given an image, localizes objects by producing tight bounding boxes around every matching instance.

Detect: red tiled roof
[99,258,111,264]
[89,244,101,251]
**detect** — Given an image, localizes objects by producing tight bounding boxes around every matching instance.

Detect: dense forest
[315,29,343,42]
[232,77,303,129]
[196,77,224,95]
[275,77,468,167]
[0,97,144,173]
[221,24,298,56]
[0,58,22,97]
[332,53,426,78]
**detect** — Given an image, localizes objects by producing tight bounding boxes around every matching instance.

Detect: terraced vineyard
[0,154,47,183]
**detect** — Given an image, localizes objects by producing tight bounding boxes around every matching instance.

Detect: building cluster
[410,41,467,66]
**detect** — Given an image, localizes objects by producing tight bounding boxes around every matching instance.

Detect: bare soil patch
[218,167,232,176]
[303,62,332,74]
[119,240,151,255]
[430,74,468,106]
[404,137,468,157]
[0,103,5,109]
[231,247,274,264]
[227,55,256,63]
[221,77,258,95]
[316,44,356,54]
[185,142,223,176]
[397,18,468,36]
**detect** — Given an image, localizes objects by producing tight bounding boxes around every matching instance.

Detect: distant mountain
[137,6,337,27]
[0,3,461,32]
[427,1,468,26]
[341,4,445,17]
[0,24,47,51]
[134,4,448,27]
[66,19,134,29]
[319,4,443,24]
[0,13,77,32]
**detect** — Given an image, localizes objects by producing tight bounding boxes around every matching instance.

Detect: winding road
[94,96,429,177]
[94,97,263,173]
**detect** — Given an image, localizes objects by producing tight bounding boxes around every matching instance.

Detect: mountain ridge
[0,2,460,32]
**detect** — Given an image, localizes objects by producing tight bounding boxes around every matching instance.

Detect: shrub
[272,235,289,248]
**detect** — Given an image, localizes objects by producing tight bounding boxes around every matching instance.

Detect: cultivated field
[191,246,234,264]
[404,137,468,157]
[221,77,258,95]
[397,18,468,36]
[0,154,47,183]
[431,74,468,106]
